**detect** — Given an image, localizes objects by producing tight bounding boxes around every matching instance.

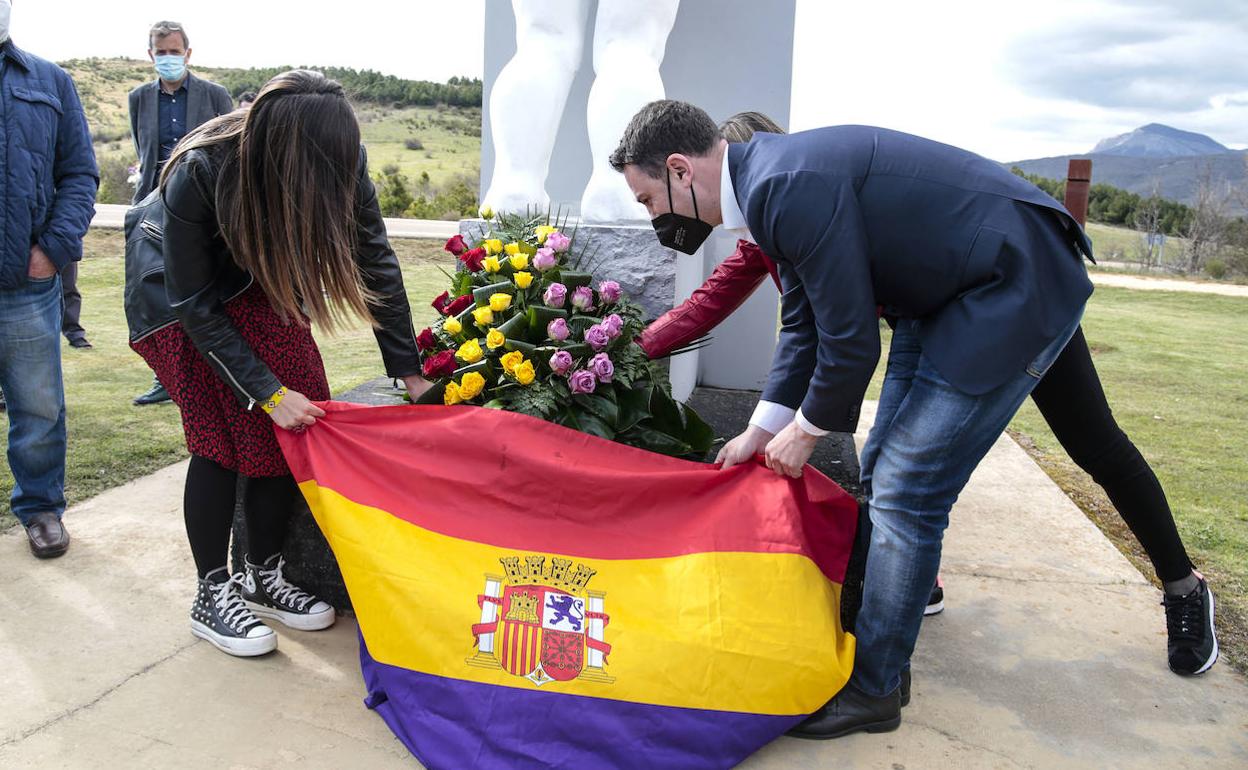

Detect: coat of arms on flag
[469,554,614,686]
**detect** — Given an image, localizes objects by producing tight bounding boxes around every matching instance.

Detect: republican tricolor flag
[279,401,858,769]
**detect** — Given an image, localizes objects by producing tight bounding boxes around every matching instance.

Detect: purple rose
[546,231,571,253]
[584,324,611,352]
[598,280,622,304]
[571,286,595,312]
[533,247,557,271]
[547,317,570,342]
[590,353,614,383]
[568,369,597,395]
[603,313,624,339]
[549,350,574,376]
[544,282,567,308]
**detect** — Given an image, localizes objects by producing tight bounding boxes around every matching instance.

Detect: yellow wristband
[260,386,288,414]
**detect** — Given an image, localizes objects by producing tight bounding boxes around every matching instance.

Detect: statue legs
[483,0,591,213]
[580,0,681,222]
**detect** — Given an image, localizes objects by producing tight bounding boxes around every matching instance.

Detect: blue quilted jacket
[0,41,98,289]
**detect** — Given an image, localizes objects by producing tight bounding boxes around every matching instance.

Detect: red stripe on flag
[279,403,858,583]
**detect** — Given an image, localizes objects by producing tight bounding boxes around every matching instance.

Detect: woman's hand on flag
[269,389,326,431]
[716,425,773,469]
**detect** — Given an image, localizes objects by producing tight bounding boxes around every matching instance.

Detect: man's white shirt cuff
[748,400,795,436]
[795,408,831,437]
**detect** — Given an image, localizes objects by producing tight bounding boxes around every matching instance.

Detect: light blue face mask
[154,55,187,82]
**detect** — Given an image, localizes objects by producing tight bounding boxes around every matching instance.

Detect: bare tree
[1133,178,1165,271]
[1181,163,1229,275]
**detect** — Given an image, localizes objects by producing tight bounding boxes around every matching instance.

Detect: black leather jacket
[141,142,421,408]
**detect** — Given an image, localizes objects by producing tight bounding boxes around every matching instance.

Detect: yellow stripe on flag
[302,481,856,716]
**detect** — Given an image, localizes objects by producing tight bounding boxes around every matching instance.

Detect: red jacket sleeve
[636,240,775,358]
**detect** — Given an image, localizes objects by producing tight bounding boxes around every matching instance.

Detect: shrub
[375,168,414,217]
[1204,258,1228,280]
[96,156,134,205]
[404,138,424,151]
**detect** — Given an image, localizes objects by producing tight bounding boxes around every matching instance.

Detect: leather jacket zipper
[207,350,258,410]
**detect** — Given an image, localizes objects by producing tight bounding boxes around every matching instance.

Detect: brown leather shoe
[25,513,70,559]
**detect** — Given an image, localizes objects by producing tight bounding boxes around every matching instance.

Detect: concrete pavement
[2,403,1246,768]
[91,203,459,241]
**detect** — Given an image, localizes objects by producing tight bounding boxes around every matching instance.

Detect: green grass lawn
[0,231,454,530]
[864,285,1248,671]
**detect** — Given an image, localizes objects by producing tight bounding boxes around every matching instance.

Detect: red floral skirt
[132,284,330,477]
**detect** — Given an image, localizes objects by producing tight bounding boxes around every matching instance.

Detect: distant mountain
[1091,123,1229,158]
[1005,124,1246,215]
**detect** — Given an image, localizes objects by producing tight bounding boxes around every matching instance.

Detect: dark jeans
[60,261,85,342]
[1029,327,1192,582]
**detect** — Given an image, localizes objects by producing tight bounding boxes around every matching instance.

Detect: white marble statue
[483,0,681,223]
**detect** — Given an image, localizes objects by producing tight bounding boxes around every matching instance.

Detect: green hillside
[61,58,482,216]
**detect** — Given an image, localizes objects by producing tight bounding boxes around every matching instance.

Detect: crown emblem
[499,555,597,594]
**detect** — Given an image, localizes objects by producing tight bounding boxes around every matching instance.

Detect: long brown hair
[161,69,372,330]
[719,111,786,144]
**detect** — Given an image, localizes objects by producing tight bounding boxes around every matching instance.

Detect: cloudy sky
[14,0,1246,161]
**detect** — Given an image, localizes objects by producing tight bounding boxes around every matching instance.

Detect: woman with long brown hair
[128,70,431,657]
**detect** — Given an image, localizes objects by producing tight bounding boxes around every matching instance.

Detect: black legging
[1029,326,1192,582]
[183,455,300,578]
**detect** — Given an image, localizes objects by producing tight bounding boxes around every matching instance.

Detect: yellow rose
[500,350,524,375]
[472,306,494,327]
[514,359,536,386]
[504,242,521,256]
[513,271,533,289]
[535,225,557,244]
[484,239,503,255]
[483,256,501,273]
[479,205,494,220]
[489,292,513,312]
[442,316,462,335]
[486,328,506,350]
[443,381,463,405]
[459,371,486,400]
[456,338,484,363]
[509,253,529,271]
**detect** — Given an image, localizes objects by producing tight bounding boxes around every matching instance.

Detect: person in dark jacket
[128,20,234,406]
[128,70,430,658]
[638,111,1217,682]
[0,8,99,559]
[613,100,1092,739]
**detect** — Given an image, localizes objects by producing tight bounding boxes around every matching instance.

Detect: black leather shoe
[25,513,70,559]
[68,336,93,349]
[901,668,911,708]
[787,683,902,740]
[134,381,171,405]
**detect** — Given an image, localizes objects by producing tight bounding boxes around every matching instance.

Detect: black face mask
[651,168,714,255]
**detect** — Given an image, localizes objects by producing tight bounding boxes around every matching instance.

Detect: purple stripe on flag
[359,638,803,769]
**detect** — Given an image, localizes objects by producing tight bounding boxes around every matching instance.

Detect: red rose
[460,246,486,273]
[416,328,437,351]
[431,291,450,315]
[422,350,457,379]
[445,294,473,316]
[444,234,468,256]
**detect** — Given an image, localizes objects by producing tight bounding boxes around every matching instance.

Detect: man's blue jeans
[0,275,68,526]
[851,312,1083,697]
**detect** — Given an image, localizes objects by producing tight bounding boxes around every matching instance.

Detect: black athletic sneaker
[242,554,336,631]
[924,576,945,616]
[1163,578,1218,676]
[191,568,278,657]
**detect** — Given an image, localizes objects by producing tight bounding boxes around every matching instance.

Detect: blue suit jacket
[729,126,1093,432]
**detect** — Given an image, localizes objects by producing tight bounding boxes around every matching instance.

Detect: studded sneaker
[1163,577,1218,676]
[191,568,278,657]
[241,554,336,631]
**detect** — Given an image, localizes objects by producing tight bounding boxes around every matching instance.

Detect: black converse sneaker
[191,568,278,657]
[241,554,336,631]
[1163,577,1218,676]
[924,576,945,616]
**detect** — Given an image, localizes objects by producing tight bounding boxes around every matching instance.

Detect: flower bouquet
[416,210,713,457]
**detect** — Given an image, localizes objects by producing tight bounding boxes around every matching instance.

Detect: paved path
[1088,268,1248,297]
[2,403,1246,768]
[91,203,458,241]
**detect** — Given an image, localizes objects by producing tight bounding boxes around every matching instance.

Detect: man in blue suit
[612,100,1092,738]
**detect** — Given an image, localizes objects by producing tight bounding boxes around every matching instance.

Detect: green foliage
[376,168,415,216]
[1010,167,1195,236]
[95,156,134,205]
[211,66,483,108]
